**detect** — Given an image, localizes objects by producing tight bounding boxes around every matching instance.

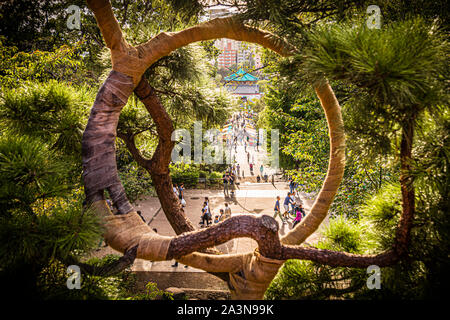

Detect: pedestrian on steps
[224,203,232,220]
[223,172,229,196]
[283,192,293,221]
[273,196,285,224]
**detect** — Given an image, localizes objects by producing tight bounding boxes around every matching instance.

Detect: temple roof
[224,68,258,82]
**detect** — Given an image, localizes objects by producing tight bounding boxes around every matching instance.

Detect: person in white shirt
[224,203,232,220]
[290,193,296,215]
[173,183,179,197]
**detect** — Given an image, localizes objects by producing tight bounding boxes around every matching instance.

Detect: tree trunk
[82,70,135,215]
[133,80,196,235]
[394,117,416,257]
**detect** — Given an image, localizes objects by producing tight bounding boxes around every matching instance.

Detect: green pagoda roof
[224,68,258,82]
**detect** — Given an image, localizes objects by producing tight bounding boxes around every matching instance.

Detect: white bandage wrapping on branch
[229,251,285,300]
[91,201,172,261]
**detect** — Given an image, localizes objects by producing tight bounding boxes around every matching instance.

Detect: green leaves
[0,201,101,268]
[0,81,92,158]
[300,17,448,119]
[260,79,329,192]
[0,136,72,212]
[0,39,91,88]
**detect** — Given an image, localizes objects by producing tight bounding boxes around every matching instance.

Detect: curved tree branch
[86,0,129,52]
[64,244,138,277]
[82,70,135,214]
[133,78,196,235]
[116,132,150,169]
[92,200,401,271]
[83,0,416,299]
[167,215,281,260]
[281,80,346,245]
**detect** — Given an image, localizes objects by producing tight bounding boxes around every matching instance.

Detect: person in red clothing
[292,203,306,228]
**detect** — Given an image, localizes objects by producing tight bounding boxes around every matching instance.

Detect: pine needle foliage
[0,81,92,159]
[299,17,448,123]
[0,136,72,214]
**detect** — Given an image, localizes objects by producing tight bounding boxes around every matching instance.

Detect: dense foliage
[260,7,448,299]
[0,0,238,299]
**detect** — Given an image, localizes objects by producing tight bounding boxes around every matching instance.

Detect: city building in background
[202,5,264,104]
[216,38,238,69]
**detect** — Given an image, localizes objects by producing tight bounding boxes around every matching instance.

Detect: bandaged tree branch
[90,196,401,268]
[82,0,416,299]
[133,79,195,235]
[167,215,281,259]
[281,80,346,245]
[65,244,139,277]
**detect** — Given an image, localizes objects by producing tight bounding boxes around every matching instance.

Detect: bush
[118,162,155,203]
[208,171,223,187]
[172,170,200,187]
[128,282,174,300]
[265,217,369,300]
[37,255,138,300]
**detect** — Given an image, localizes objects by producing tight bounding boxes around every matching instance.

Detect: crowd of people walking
[171,112,306,236]
[199,197,232,228]
[273,177,306,226]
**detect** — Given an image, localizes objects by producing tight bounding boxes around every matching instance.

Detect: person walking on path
[178,183,184,201]
[222,172,229,196]
[298,202,306,218]
[283,192,293,221]
[298,203,306,218]
[289,178,295,194]
[229,172,236,197]
[178,183,186,207]
[273,196,285,224]
[236,164,240,178]
[200,201,212,227]
[217,209,224,222]
[247,152,250,163]
[292,203,306,228]
[292,205,302,228]
[223,203,232,220]
[290,192,296,216]
[260,164,264,177]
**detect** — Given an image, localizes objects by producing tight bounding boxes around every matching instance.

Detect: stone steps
[166,287,231,300]
[132,270,229,293]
